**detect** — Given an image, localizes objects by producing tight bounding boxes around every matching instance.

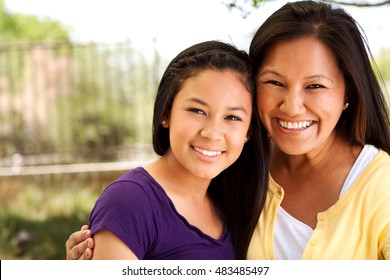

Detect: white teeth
[279,120,313,130]
[193,147,222,157]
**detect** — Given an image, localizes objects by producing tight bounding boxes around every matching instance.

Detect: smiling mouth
[278,119,316,130]
[193,146,223,157]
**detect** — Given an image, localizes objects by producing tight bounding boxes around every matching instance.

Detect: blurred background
[1,0,389,259]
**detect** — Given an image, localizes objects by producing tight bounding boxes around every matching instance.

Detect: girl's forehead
[173,69,253,109]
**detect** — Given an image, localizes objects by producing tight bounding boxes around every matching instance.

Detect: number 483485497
[214,266,269,276]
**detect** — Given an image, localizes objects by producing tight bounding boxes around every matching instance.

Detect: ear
[245,126,253,143]
[161,120,169,128]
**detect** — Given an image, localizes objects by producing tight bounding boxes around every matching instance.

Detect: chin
[277,144,309,156]
[194,169,223,181]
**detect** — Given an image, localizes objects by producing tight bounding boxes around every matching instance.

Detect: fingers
[80,247,93,260]
[80,225,90,231]
[66,228,90,250]
[76,239,94,260]
[65,226,93,260]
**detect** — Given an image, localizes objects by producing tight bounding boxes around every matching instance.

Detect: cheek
[168,121,191,143]
[229,127,249,154]
[256,92,272,122]
[309,96,344,121]
[229,138,246,162]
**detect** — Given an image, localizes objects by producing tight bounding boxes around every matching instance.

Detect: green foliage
[55,77,136,161]
[225,0,390,18]
[226,0,269,18]
[0,2,70,43]
[0,41,158,162]
[0,173,104,259]
[0,211,90,259]
[376,48,390,82]
[49,43,156,162]
[227,0,266,9]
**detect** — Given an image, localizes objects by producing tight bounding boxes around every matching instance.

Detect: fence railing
[0,41,162,167]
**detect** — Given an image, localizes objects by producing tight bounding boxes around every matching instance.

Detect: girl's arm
[92,230,138,259]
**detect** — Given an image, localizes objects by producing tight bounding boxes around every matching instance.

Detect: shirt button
[319,213,326,220]
[311,240,319,246]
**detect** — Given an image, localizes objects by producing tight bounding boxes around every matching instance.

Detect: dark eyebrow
[305,75,334,83]
[258,69,282,78]
[186,97,208,106]
[185,97,248,115]
[260,70,334,83]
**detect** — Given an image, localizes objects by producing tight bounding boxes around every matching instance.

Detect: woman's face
[256,36,346,156]
[164,69,252,181]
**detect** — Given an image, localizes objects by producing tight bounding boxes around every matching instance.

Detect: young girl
[83,41,269,260]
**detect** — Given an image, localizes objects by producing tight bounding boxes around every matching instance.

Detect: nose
[279,90,306,116]
[200,119,223,141]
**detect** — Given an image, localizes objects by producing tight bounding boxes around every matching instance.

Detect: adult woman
[247,0,390,259]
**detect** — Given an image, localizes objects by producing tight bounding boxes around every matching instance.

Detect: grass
[0,170,124,259]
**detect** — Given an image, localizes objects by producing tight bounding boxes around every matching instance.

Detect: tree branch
[323,0,390,7]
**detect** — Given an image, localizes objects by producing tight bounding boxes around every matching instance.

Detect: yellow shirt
[247,150,390,260]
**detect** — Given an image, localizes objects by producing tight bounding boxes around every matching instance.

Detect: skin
[65,225,94,260]
[91,69,252,259]
[257,36,362,229]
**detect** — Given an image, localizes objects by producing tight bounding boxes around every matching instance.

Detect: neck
[145,152,210,199]
[145,153,223,239]
[270,131,360,176]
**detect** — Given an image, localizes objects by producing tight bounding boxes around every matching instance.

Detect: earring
[344,103,349,110]
[161,120,167,126]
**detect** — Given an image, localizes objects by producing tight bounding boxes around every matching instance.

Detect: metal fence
[0,41,162,167]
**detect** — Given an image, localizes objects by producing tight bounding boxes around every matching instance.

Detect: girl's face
[164,69,252,181]
[256,36,346,157]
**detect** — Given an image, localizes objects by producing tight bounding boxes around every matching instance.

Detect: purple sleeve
[89,181,157,259]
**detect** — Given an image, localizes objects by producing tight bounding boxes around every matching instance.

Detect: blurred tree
[226,0,390,18]
[0,0,70,42]
[376,47,390,84]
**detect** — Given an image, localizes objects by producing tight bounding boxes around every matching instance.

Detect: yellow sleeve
[380,224,390,260]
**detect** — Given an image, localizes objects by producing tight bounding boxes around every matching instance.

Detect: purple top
[89,167,235,260]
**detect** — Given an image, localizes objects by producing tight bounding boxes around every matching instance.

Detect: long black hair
[250,0,390,153]
[152,40,269,259]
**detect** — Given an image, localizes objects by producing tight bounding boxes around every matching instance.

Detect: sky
[4,0,390,61]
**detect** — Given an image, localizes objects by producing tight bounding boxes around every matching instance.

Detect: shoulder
[91,167,165,216]
[89,167,165,229]
[356,149,390,219]
[102,167,161,200]
[365,149,390,179]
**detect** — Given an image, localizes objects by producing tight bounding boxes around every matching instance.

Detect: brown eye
[307,84,324,89]
[267,80,284,87]
[187,108,206,115]
[225,115,241,121]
